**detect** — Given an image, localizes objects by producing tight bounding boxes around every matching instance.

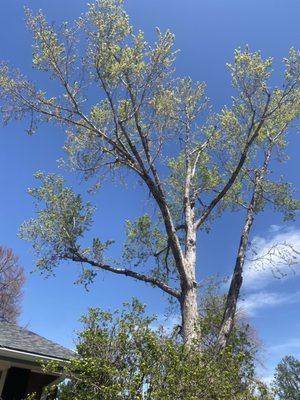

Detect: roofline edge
[0,347,70,365]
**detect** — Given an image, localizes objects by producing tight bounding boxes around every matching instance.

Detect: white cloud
[243,226,300,290]
[240,290,300,315]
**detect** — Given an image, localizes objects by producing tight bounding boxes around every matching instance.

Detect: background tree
[0,246,25,323]
[0,0,299,346]
[273,355,300,400]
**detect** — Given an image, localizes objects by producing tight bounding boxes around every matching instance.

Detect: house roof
[0,321,74,361]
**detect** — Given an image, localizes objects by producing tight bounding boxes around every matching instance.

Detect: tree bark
[181,210,199,346]
[216,219,252,350]
[216,148,272,350]
[181,282,198,346]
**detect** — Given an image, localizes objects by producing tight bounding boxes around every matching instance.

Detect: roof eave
[0,346,69,366]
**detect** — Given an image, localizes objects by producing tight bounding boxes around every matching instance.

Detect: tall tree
[0,246,25,323]
[0,0,299,346]
[273,356,300,400]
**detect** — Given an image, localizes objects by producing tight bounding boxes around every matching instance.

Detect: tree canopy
[0,0,299,346]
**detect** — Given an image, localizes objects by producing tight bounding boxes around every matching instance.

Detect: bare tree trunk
[216,148,272,350]
[181,281,198,346]
[181,214,199,346]
[216,216,253,350]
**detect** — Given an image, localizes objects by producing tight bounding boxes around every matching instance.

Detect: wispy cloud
[243,226,300,290]
[269,224,282,233]
[259,339,300,386]
[269,338,300,354]
[240,290,300,315]
[236,227,300,382]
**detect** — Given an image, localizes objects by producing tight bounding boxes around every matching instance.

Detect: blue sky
[0,0,299,380]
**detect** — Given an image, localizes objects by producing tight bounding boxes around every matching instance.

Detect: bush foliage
[41,298,273,400]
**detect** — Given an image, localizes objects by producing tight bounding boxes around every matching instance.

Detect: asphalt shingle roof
[0,321,74,361]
